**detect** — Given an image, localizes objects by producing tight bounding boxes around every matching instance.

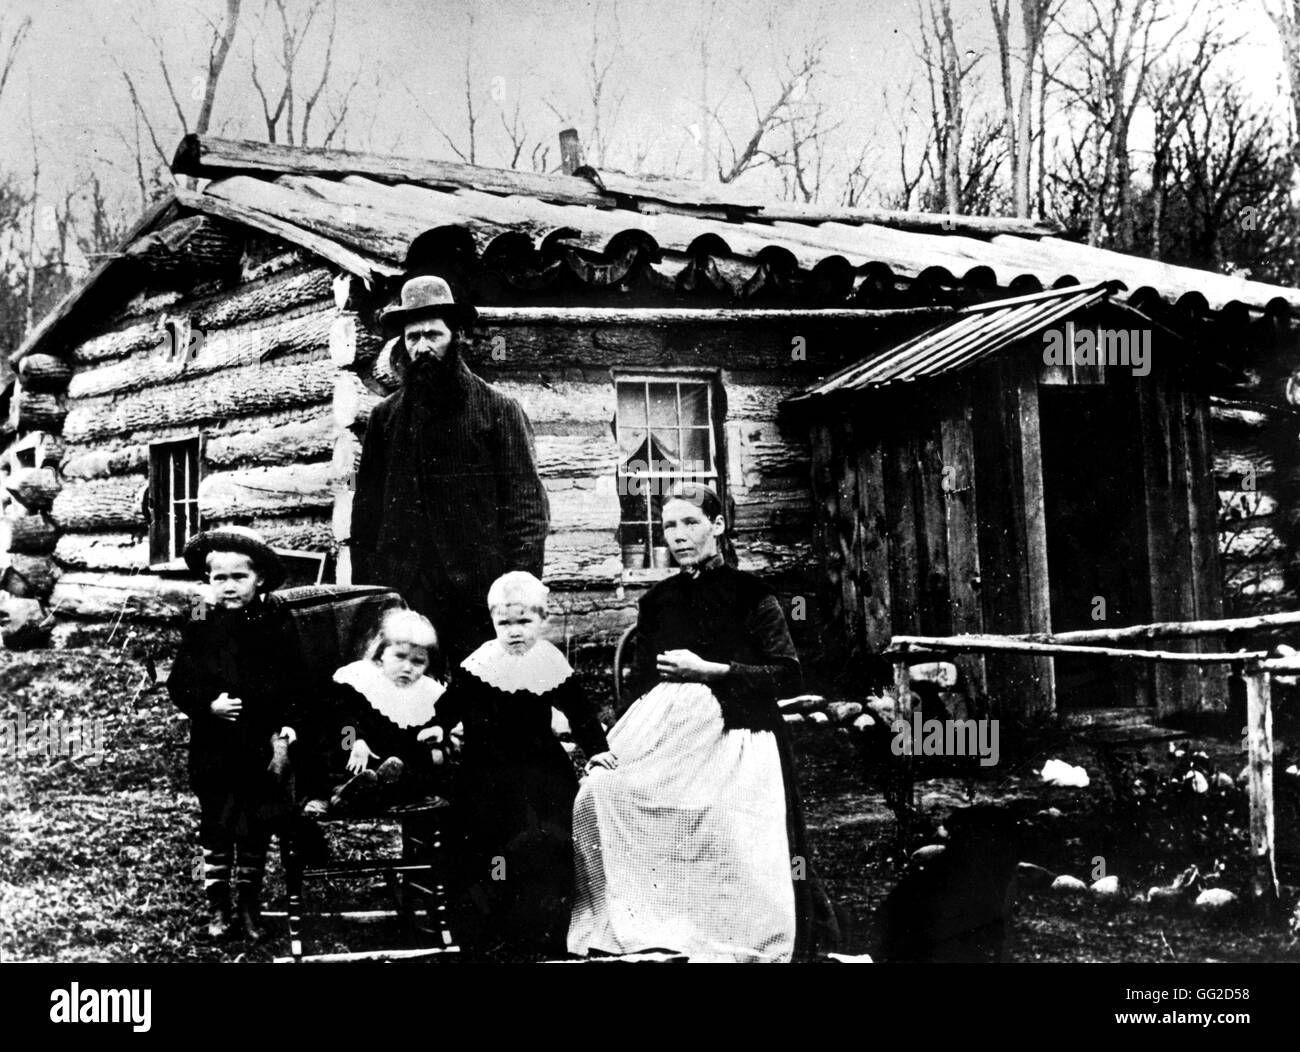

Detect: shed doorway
[1037,384,1151,709]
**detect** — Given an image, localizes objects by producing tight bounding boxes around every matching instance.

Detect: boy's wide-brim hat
[379,275,478,332]
[183,526,286,591]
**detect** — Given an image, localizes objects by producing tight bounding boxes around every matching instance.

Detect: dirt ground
[2,645,1299,963]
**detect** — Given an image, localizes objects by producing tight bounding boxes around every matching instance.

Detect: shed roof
[792,283,1132,397]
[11,135,1300,367]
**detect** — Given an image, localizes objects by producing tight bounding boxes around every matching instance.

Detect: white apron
[567,682,795,962]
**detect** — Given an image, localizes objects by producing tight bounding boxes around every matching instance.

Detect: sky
[0,0,1292,269]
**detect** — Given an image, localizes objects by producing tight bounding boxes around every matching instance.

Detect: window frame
[611,369,727,564]
[148,433,203,569]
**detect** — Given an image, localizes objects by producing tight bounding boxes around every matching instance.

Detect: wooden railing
[882,610,1300,911]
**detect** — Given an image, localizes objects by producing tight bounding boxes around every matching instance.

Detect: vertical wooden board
[1137,372,1199,716]
[1187,388,1229,709]
[808,419,847,646]
[915,409,952,638]
[856,423,892,653]
[940,385,986,697]
[1012,356,1055,716]
[1244,668,1280,907]
[836,416,864,646]
[971,356,1052,718]
[883,428,920,636]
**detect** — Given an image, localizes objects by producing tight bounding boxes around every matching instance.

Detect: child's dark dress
[167,596,307,839]
[438,638,608,953]
[327,660,447,800]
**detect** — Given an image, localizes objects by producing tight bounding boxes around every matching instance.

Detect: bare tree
[707,11,830,186]
[1144,21,1228,258]
[1263,0,1300,173]
[250,0,356,146]
[989,0,1056,215]
[1171,80,1280,268]
[1048,0,1203,248]
[111,0,242,181]
[916,0,981,213]
[544,0,628,170]
[0,13,32,105]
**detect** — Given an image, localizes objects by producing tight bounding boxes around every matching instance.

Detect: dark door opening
[1038,385,1151,709]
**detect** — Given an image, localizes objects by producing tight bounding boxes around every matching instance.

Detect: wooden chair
[612,622,637,713]
[269,584,460,963]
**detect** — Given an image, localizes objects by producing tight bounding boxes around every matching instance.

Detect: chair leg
[281,823,305,964]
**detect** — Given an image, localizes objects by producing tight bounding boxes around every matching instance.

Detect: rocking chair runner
[269,584,460,963]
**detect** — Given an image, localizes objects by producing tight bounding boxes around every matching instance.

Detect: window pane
[648,427,680,466]
[681,428,711,472]
[618,423,650,462]
[648,384,677,427]
[617,384,648,426]
[172,449,184,503]
[678,383,709,427]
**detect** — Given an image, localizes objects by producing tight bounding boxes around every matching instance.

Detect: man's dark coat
[349,352,549,616]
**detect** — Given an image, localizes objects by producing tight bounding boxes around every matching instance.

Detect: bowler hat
[379,275,478,332]
[183,526,286,592]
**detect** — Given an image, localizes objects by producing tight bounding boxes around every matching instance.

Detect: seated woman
[568,483,838,962]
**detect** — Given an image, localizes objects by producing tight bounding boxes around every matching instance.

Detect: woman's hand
[656,649,729,683]
[210,693,242,721]
[585,751,618,774]
[346,739,375,775]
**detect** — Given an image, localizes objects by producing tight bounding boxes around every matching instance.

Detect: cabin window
[613,375,722,567]
[149,437,201,565]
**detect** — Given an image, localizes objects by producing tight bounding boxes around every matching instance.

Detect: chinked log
[5,468,61,511]
[49,572,197,622]
[535,434,619,479]
[69,308,333,400]
[54,533,149,572]
[333,372,382,428]
[6,512,58,554]
[62,412,335,479]
[2,554,58,598]
[328,311,382,373]
[51,476,144,531]
[199,265,334,330]
[65,360,334,442]
[460,324,843,373]
[18,353,72,392]
[0,593,51,646]
[69,267,333,368]
[72,319,170,367]
[14,390,67,432]
[198,463,335,520]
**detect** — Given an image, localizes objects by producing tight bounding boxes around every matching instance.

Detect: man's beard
[407,335,461,385]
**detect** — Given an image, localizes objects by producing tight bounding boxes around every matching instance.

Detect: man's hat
[379,275,478,332]
[183,526,286,591]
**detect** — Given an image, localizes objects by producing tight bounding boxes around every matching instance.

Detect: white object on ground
[1051,875,1088,894]
[1040,758,1090,787]
[1194,888,1238,911]
[1091,875,1121,896]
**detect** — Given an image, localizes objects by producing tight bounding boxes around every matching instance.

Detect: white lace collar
[333,660,446,728]
[460,638,574,695]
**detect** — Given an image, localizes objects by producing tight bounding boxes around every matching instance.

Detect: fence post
[1243,660,1279,913]
[892,658,914,844]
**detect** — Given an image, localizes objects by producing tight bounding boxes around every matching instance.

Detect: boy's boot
[233,846,268,942]
[202,847,233,939]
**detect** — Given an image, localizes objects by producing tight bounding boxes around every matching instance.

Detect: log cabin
[1,134,1298,718]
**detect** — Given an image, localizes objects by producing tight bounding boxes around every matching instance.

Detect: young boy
[168,526,307,941]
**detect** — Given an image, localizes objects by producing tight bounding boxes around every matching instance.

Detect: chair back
[269,585,406,698]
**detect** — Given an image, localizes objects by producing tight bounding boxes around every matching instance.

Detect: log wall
[2,260,340,636]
